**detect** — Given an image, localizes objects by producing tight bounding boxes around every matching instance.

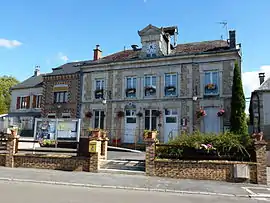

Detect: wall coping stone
[13,154,86,159]
[154,158,257,165]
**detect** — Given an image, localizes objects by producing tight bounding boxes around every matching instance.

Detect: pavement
[0,167,266,198]
[0,180,263,203]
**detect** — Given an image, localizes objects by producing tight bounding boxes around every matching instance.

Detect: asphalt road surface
[0,180,264,203]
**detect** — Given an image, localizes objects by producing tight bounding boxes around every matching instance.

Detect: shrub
[156,131,253,161]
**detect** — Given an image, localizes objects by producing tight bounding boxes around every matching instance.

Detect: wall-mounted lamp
[192,96,198,101]
[102,99,107,105]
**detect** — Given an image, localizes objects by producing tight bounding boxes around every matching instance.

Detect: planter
[144,131,157,139]
[10,129,18,136]
[85,111,93,118]
[91,130,102,138]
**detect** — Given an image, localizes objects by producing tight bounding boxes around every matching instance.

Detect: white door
[124,110,137,143]
[164,109,178,143]
[204,107,220,133]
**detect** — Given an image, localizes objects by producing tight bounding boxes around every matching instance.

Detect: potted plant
[144,86,156,95]
[117,110,125,118]
[205,83,216,90]
[143,129,158,139]
[85,111,93,118]
[217,109,225,117]
[165,86,176,92]
[252,132,263,141]
[39,139,57,147]
[9,126,19,136]
[196,108,206,118]
[88,128,102,138]
[136,112,143,117]
[126,88,136,96]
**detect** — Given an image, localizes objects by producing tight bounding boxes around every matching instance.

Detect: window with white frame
[35,95,42,108]
[126,77,136,98]
[164,73,177,96]
[144,75,156,96]
[95,79,105,99]
[54,92,68,103]
[20,97,28,109]
[94,110,105,129]
[204,71,219,95]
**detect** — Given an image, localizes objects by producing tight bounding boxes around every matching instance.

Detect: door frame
[124,109,137,143]
[164,108,179,143]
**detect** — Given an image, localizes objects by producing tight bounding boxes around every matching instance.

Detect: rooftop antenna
[217,21,228,39]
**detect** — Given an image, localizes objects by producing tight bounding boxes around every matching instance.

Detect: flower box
[94,89,104,99]
[165,86,176,92]
[196,108,206,118]
[117,111,125,118]
[217,109,225,117]
[126,88,136,95]
[144,130,158,139]
[144,86,156,95]
[205,83,217,90]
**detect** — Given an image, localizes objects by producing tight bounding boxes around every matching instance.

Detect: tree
[0,76,19,114]
[230,62,248,135]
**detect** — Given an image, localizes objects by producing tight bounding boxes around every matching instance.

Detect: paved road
[0,180,261,203]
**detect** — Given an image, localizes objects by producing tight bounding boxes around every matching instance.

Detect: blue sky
[0,0,269,100]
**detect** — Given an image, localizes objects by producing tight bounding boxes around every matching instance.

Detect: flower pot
[91,130,102,138]
[144,131,157,139]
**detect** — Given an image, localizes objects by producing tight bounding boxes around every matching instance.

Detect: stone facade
[81,54,239,144]
[42,73,80,118]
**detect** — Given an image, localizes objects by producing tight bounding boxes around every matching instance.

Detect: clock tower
[138,24,178,58]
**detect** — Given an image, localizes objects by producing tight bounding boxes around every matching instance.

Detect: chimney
[93,45,102,61]
[34,66,40,76]
[259,72,265,85]
[131,44,138,51]
[229,30,236,49]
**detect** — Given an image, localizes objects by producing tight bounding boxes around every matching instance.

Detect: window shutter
[32,95,37,108]
[16,97,20,109]
[26,96,30,109]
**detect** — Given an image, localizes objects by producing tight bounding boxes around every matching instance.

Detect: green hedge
[156,131,254,161]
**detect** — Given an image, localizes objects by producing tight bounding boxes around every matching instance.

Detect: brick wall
[154,159,257,183]
[14,154,90,171]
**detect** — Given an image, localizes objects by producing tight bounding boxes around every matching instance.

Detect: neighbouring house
[8,67,43,137]
[249,73,270,140]
[80,24,241,145]
[41,62,82,119]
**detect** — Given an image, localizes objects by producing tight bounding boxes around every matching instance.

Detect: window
[94,110,105,129]
[125,110,136,123]
[144,75,156,96]
[204,71,219,95]
[34,95,42,108]
[95,79,105,99]
[54,92,68,103]
[145,110,158,130]
[16,96,30,109]
[126,77,136,97]
[20,97,28,109]
[164,73,177,96]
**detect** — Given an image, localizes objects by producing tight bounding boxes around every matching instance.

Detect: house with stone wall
[80,24,241,145]
[249,73,270,140]
[41,63,82,119]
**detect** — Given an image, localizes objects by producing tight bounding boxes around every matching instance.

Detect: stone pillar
[145,138,156,176]
[89,138,101,173]
[5,134,19,168]
[254,140,267,185]
[100,138,109,160]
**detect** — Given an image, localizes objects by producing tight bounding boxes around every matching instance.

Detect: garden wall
[154,159,257,183]
[0,154,6,166]
[145,139,267,184]
[13,154,90,171]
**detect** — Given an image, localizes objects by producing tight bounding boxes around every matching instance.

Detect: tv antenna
[217,21,228,40]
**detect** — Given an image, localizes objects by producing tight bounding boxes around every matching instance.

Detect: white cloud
[242,65,270,113]
[0,38,22,48]
[58,52,69,62]
[143,0,147,3]
[242,65,270,98]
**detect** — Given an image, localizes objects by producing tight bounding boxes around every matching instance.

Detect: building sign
[34,118,81,142]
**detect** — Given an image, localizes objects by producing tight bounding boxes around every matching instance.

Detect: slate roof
[257,77,270,91]
[11,74,44,90]
[85,40,231,65]
[45,62,82,76]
